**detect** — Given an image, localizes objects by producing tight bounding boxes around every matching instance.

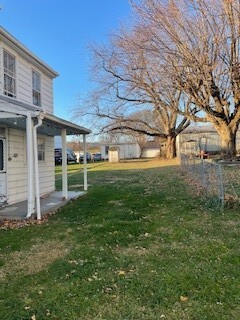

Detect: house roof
[100,142,139,146]
[41,113,91,136]
[182,125,217,133]
[0,26,59,78]
[0,96,91,136]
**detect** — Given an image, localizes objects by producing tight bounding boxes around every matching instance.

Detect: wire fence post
[216,163,225,207]
[180,152,240,207]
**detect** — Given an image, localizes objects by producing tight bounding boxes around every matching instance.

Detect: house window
[32,70,41,106]
[3,50,16,98]
[38,138,45,161]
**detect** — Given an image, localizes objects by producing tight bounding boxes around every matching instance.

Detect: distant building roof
[183,125,217,133]
[100,142,139,146]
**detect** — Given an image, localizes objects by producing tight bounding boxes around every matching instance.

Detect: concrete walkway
[0,191,85,220]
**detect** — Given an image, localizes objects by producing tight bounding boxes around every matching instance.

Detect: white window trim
[37,137,45,162]
[23,135,46,164]
[3,49,17,98]
[32,69,41,107]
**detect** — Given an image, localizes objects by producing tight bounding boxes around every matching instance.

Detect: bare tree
[134,0,240,158]
[105,109,161,156]
[76,25,190,159]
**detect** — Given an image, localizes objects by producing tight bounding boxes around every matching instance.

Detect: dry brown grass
[0,240,69,280]
[115,245,149,257]
[89,158,180,172]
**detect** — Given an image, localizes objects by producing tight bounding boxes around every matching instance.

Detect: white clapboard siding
[38,136,55,196]
[1,42,54,114]
[41,76,54,113]
[6,129,55,204]
[0,47,2,92]
[17,60,32,102]
[7,128,27,203]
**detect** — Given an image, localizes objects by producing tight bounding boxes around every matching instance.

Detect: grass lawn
[0,159,240,320]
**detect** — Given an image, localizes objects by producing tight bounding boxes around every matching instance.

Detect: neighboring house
[177,125,240,156]
[141,139,162,158]
[101,142,141,160]
[0,27,90,219]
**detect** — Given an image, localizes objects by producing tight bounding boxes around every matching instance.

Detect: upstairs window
[32,70,41,106]
[3,50,16,98]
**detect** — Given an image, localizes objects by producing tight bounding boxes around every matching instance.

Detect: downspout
[33,114,44,220]
[25,112,35,218]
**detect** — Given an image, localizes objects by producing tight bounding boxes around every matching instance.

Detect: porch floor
[0,191,85,220]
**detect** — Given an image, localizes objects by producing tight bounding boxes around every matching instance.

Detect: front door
[0,138,7,203]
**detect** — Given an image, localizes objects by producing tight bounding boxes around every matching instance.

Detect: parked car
[79,152,91,163]
[92,153,102,161]
[54,148,77,165]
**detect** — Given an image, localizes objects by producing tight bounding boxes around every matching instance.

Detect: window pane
[32,71,41,106]
[4,74,16,95]
[38,139,45,161]
[4,51,16,97]
[33,90,41,106]
[32,71,40,90]
[4,51,15,74]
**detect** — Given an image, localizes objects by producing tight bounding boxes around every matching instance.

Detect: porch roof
[0,95,91,136]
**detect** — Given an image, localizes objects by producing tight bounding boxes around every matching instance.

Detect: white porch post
[61,128,68,200]
[33,115,43,220]
[26,114,35,217]
[83,134,88,191]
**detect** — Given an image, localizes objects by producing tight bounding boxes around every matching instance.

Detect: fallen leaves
[118,270,126,276]
[0,210,58,230]
[180,295,189,302]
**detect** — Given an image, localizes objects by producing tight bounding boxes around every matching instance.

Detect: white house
[0,27,91,219]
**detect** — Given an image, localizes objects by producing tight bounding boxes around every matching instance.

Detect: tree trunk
[165,135,177,159]
[218,126,237,159]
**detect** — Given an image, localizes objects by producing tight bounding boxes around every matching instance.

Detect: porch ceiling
[0,96,91,136]
[41,113,91,136]
[0,115,91,136]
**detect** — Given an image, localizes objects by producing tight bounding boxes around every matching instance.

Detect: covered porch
[0,95,91,220]
[0,190,85,221]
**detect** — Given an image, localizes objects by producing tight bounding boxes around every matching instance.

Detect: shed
[101,142,141,160]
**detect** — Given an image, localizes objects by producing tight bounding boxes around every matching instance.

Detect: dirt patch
[115,245,149,257]
[0,240,69,281]
[108,200,124,206]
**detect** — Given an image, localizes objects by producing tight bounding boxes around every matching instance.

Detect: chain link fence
[180,153,240,207]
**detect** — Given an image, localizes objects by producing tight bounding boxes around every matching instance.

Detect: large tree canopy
[134,0,240,157]
[77,23,190,158]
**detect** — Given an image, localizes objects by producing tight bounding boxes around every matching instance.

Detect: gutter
[33,113,45,220]
[25,112,35,218]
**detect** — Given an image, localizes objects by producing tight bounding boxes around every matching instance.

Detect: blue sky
[0,0,131,122]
